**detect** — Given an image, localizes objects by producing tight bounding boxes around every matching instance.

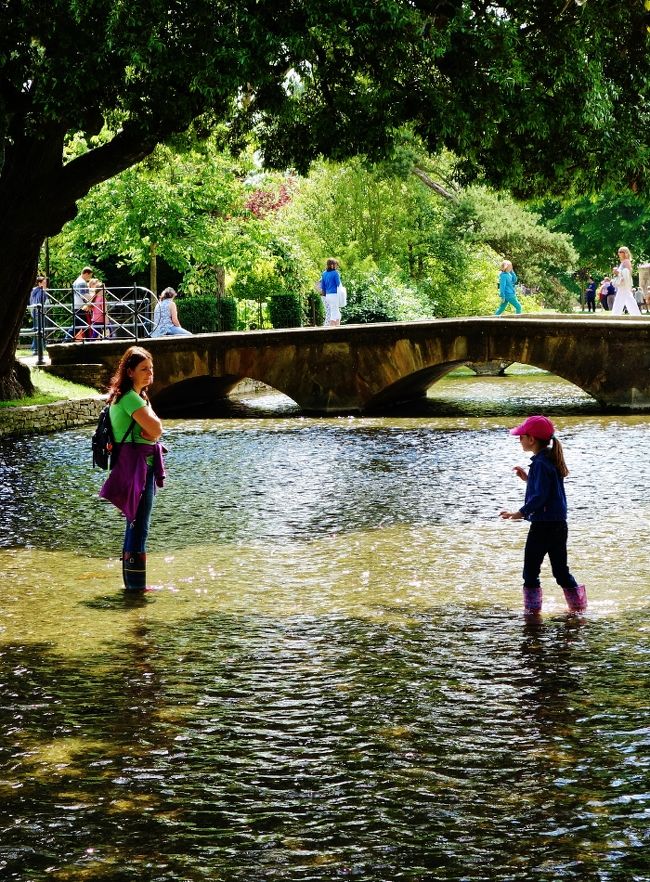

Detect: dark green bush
[217,296,238,331]
[176,295,237,332]
[268,292,302,328]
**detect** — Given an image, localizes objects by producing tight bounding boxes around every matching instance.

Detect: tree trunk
[215,265,226,298]
[149,242,158,294]
[0,233,42,399]
[0,121,160,399]
[214,266,225,332]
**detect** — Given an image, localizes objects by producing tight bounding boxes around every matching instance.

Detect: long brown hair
[107,346,153,404]
[539,436,569,478]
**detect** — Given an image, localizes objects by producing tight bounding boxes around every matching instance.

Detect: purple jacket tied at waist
[99,442,166,522]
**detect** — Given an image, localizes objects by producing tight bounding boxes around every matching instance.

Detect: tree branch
[412,166,457,201]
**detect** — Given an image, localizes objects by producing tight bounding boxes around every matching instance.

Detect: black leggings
[523,521,577,589]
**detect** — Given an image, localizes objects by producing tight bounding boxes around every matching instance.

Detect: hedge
[176,295,238,332]
[268,292,302,328]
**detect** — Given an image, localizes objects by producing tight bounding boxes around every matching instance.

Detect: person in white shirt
[611,247,641,316]
[65,266,94,340]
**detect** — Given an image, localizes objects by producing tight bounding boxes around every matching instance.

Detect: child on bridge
[499,415,587,616]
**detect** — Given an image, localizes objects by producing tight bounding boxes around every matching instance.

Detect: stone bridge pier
[47,316,650,414]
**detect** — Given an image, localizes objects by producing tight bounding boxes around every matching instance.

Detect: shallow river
[0,369,648,881]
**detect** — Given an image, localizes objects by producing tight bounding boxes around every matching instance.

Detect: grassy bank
[1,363,98,408]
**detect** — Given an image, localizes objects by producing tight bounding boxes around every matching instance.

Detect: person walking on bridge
[495,260,523,315]
[320,258,342,327]
[611,247,641,316]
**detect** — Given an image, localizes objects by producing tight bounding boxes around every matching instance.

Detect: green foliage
[49,138,258,288]
[342,269,430,324]
[277,156,570,319]
[230,262,280,304]
[268,293,302,329]
[176,296,218,333]
[418,248,505,318]
[176,295,237,333]
[253,2,650,198]
[458,188,579,287]
[535,192,650,278]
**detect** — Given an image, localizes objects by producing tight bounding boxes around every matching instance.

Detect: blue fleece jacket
[520,449,567,522]
[321,269,341,294]
[499,270,518,299]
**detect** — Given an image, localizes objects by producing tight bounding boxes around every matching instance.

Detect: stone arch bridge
[47,316,650,414]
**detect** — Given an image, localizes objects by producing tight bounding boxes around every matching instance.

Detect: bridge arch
[150,373,301,414]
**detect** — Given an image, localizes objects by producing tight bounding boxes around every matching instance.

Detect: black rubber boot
[122,551,147,592]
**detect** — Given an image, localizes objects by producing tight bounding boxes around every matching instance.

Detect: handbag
[336,284,347,307]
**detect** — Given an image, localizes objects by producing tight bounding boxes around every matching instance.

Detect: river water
[0,369,648,881]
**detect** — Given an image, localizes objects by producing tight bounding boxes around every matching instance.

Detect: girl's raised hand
[513,465,528,482]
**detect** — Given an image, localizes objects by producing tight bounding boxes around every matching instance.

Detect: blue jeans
[523,521,577,589]
[31,312,42,353]
[151,325,192,337]
[495,292,522,315]
[123,466,155,554]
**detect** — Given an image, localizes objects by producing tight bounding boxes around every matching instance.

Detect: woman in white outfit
[611,247,641,316]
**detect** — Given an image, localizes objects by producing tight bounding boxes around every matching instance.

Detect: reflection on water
[0,369,649,881]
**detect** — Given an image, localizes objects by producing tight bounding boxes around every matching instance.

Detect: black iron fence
[21,285,155,363]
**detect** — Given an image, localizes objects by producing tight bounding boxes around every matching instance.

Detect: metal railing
[21,285,155,363]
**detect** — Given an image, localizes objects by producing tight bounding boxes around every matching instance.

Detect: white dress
[611,264,641,316]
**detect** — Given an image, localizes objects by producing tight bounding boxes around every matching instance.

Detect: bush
[268,292,302,328]
[342,271,431,324]
[176,295,237,332]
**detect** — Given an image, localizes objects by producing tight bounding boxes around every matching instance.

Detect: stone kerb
[0,397,105,439]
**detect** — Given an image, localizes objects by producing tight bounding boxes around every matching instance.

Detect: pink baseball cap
[510,415,555,441]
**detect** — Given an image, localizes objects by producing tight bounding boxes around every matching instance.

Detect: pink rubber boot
[523,585,543,615]
[563,584,587,613]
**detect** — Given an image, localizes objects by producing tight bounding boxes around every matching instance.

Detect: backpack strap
[119,418,136,443]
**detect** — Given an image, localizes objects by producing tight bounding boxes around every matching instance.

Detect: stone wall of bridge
[46,316,650,414]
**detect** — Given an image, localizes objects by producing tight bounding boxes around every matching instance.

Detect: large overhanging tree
[1,0,648,397]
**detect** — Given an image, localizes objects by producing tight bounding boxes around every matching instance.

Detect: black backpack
[92,404,135,470]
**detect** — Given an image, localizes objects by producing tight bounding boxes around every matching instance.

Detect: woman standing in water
[99,346,165,592]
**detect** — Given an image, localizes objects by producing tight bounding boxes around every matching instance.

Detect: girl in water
[499,415,587,616]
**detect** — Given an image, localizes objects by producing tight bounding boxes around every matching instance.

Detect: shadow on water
[80,592,156,611]
[1,605,648,881]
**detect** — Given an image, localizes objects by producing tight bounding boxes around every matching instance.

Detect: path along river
[0,368,648,881]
